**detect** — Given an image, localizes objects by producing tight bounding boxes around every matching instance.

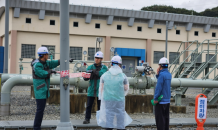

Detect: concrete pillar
[10,30,17,73]
[0,37,2,46]
[104,36,111,61]
[146,39,152,65]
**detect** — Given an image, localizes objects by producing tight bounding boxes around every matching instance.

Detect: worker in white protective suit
[97,56,132,130]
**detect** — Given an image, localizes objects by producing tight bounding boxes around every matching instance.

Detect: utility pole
[165,21,168,58]
[4,0,9,73]
[56,0,73,130]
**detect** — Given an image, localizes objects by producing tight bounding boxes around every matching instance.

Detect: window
[212,32,216,37]
[153,51,164,64]
[88,48,99,60]
[21,44,35,58]
[206,54,216,62]
[191,53,202,63]
[117,25,122,30]
[169,52,180,64]
[70,47,83,60]
[42,45,55,59]
[176,30,180,35]
[157,28,161,33]
[95,23,100,29]
[194,31,199,36]
[73,22,78,27]
[26,18,31,23]
[137,27,142,32]
[50,20,55,25]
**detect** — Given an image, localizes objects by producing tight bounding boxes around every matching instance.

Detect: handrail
[171,39,218,76]
[178,50,205,78]
[169,40,198,73]
[202,63,218,80]
[181,50,218,79]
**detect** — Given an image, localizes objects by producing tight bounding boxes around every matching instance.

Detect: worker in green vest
[83,51,108,124]
[31,47,73,130]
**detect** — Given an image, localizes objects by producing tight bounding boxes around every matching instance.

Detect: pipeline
[1,73,31,84]
[0,74,135,116]
[1,74,218,116]
[150,78,218,88]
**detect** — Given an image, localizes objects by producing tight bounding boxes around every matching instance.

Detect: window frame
[153,51,165,64]
[212,32,216,37]
[176,30,180,35]
[21,44,36,58]
[137,26,142,32]
[95,23,100,29]
[26,18,31,24]
[169,52,180,64]
[157,28,162,33]
[194,31,199,36]
[191,53,202,63]
[50,20,55,25]
[69,47,83,60]
[117,25,122,30]
[88,47,99,61]
[41,45,56,59]
[206,54,216,62]
[73,22,79,27]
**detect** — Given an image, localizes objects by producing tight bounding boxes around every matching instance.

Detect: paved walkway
[0,118,218,128]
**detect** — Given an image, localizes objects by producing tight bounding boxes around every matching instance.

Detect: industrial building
[0,0,218,77]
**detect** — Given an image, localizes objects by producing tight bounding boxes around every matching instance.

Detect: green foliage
[141,5,218,17]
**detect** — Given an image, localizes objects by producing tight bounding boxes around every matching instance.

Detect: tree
[141,5,218,17]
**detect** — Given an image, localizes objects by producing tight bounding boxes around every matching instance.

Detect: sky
[0,0,217,12]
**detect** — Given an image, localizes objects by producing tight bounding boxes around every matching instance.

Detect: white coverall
[96,65,132,129]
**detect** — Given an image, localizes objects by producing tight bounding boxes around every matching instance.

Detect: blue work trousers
[33,99,47,130]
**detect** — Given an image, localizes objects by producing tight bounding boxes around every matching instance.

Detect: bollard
[195,94,207,130]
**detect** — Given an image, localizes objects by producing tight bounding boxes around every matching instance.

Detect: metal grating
[211,25,218,30]
[42,45,56,59]
[45,11,53,16]
[174,22,186,27]
[153,51,164,64]
[29,10,38,15]
[114,17,128,22]
[88,48,99,61]
[92,15,107,20]
[70,47,83,60]
[169,52,180,64]
[154,20,166,25]
[193,24,204,28]
[20,9,29,14]
[21,44,36,58]
[45,11,59,16]
[135,19,148,23]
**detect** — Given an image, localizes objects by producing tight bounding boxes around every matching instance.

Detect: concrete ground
[0,87,218,129]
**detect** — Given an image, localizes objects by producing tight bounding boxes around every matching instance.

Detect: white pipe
[151,78,218,88]
[1,74,31,83]
[1,75,78,104]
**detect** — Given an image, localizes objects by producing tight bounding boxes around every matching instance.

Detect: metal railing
[170,39,218,78]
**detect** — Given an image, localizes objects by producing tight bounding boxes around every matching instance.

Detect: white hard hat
[159,57,169,64]
[111,56,122,64]
[95,51,104,58]
[37,47,49,55]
